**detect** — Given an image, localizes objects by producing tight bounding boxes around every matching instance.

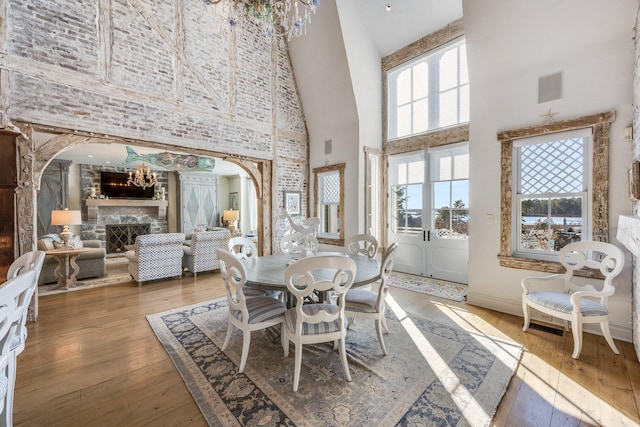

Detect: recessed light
[385,4,391,11]
[105,161,111,164]
[87,154,94,158]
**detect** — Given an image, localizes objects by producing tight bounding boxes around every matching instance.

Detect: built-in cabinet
[177,174,220,235]
[0,135,17,277]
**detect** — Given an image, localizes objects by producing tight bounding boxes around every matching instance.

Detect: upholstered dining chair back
[344,234,379,259]
[283,255,356,391]
[126,233,185,286]
[0,269,37,427]
[228,236,258,260]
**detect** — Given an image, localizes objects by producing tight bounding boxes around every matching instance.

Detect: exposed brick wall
[4,0,309,253]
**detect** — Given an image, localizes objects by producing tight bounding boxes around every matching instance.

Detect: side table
[45,248,91,289]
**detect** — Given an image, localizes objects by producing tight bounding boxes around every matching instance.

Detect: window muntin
[430,146,469,239]
[391,158,424,234]
[387,38,469,140]
[514,129,592,258]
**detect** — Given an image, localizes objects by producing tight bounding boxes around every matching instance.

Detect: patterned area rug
[388,272,468,302]
[147,298,522,426]
[39,257,132,296]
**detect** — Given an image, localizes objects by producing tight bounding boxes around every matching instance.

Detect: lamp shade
[223,210,239,221]
[51,209,82,226]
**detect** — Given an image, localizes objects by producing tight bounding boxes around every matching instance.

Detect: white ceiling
[352,0,463,57]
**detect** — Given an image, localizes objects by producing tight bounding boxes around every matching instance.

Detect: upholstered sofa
[182,229,231,276]
[125,233,185,286]
[37,235,107,285]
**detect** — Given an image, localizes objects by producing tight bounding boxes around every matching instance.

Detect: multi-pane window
[387,37,469,140]
[391,158,424,234]
[514,128,592,258]
[314,164,345,244]
[430,146,469,239]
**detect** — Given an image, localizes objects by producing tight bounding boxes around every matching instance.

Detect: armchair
[521,240,624,359]
[125,233,185,286]
[183,230,231,276]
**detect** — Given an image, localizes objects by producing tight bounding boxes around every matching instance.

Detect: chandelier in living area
[203,0,319,39]
[128,163,157,189]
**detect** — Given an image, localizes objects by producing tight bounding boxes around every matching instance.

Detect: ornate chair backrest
[7,251,45,281]
[0,270,36,370]
[375,242,398,311]
[285,255,356,334]
[228,236,258,260]
[558,241,624,297]
[344,234,378,259]
[217,249,250,323]
[280,232,319,254]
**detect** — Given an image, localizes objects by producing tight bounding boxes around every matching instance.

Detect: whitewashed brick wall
[4,0,308,250]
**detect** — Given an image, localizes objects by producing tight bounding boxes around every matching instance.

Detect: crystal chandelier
[127,163,157,189]
[204,0,319,39]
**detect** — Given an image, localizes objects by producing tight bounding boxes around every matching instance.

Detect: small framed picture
[284,191,301,215]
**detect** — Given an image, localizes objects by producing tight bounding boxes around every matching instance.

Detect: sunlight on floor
[385,293,491,425]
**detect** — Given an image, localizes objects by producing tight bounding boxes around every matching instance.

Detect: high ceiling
[53,0,463,173]
[352,0,463,57]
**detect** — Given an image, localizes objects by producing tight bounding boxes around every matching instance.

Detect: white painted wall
[336,0,383,234]
[288,0,360,247]
[463,0,637,340]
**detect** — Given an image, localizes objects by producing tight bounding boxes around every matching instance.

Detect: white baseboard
[467,290,632,343]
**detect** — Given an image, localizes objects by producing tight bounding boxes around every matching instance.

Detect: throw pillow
[69,235,83,248]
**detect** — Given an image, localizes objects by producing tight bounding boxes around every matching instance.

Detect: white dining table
[242,251,381,293]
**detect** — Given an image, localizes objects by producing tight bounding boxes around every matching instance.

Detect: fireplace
[106,224,150,254]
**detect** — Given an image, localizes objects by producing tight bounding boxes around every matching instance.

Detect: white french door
[388,144,469,283]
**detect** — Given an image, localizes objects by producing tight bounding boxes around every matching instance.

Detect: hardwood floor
[13,273,640,426]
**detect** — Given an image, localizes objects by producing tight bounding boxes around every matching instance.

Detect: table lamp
[223,209,239,236]
[51,208,82,249]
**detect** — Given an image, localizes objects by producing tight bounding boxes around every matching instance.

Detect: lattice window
[322,173,340,204]
[513,128,591,259]
[519,138,584,194]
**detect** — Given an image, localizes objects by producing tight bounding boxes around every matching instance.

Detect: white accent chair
[521,240,624,359]
[344,234,378,259]
[126,233,185,286]
[280,232,318,254]
[283,255,356,391]
[182,230,229,276]
[0,269,37,427]
[7,251,45,356]
[344,242,398,355]
[218,249,287,373]
[228,236,258,260]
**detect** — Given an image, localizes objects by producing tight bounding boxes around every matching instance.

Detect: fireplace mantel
[86,199,168,224]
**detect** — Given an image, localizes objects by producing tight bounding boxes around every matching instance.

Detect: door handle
[427,230,431,241]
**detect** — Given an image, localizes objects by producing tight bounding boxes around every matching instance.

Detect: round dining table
[242,251,381,292]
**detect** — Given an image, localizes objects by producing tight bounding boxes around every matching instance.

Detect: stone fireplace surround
[80,164,169,247]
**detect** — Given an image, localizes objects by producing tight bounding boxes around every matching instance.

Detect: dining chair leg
[381,316,389,334]
[375,318,388,356]
[338,338,351,382]
[600,320,620,354]
[293,341,303,392]
[521,297,530,331]
[239,331,251,373]
[221,319,233,350]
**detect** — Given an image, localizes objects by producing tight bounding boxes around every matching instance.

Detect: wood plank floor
[12,271,640,426]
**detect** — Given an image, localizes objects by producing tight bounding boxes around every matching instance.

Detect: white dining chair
[0,269,37,427]
[344,234,378,259]
[280,232,318,254]
[521,240,624,359]
[282,255,356,392]
[228,236,258,260]
[344,243,397,355]
[217,249,287,373]
[6,250,45,355]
